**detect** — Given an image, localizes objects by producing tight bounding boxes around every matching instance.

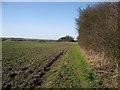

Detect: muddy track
[24,51,66,88]
[18,51,66,89]
[34,51,64,85]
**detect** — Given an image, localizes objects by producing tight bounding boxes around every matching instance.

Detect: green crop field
[2,41,103,89]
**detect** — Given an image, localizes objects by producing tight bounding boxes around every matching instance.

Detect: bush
[76,2,119,60]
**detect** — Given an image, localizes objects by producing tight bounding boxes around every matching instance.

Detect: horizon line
[1,35,77,40]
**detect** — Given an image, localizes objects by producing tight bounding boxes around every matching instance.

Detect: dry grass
[80,48,118,88]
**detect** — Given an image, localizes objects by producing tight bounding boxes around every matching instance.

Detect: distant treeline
[57,35,75,42]
[76,2,119,60]
[1,36,76,42]
[1,37,56,42]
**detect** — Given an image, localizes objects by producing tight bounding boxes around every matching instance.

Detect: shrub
[76,2,119,60]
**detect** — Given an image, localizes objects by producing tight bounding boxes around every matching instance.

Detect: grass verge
[40,44,104,88]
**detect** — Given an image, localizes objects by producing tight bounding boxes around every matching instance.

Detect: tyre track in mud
[21,50,67,88]
[35,52,64,85]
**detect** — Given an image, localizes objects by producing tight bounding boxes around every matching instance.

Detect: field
[2,41,103,89]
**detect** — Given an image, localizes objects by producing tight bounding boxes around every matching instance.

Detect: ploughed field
[2,41,103,89]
